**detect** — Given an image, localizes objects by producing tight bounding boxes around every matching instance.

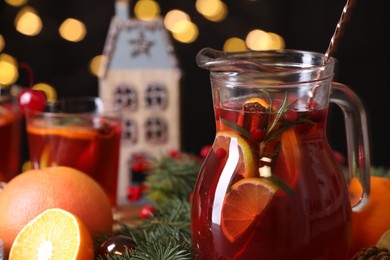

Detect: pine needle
[144,153,200,204]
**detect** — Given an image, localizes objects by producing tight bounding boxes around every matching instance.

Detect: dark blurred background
[1,0,389,168]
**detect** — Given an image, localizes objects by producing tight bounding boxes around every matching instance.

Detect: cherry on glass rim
[18,89,46,112]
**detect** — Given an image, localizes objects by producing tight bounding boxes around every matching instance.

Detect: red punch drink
[191,100,352,259]
[25,97,122,207]
[0,94,22,182]
[192,48,371,260]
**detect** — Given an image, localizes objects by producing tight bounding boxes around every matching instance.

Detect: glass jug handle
[330,82,371,212]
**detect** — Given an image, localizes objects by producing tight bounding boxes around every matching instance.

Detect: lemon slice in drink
[221,177,278,242]
[214,131,256,178]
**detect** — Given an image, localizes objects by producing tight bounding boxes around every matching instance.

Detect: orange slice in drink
[27,124,99,140]
[32,83,57,103]
[244,97,270,109]
[214,131,256,178]
[39,144,52,169]
[9,208,94,260]
[275,128,301,189]
[221,177,278,242]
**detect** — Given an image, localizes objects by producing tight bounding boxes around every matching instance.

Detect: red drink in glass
[0,96,22,182]
[25,97,121,207]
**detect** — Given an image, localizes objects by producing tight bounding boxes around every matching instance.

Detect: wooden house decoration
[98,0,181,205]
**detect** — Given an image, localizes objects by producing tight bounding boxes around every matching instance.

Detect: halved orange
[221,177,278,242]
[9,208,94,260]
[214,131,256,178]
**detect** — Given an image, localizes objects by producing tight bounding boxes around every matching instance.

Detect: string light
[89,55,104,77]
[59,18,86,42]
[171,20,199,43]
[0,53,18,86]
[134,0,160,21]
[246,29,284,51]
[267,32,285,50]
[0,35,5,53]
[14,6,42,36]
[5,0,26,7]
[164,10,190,32]
[223,37,247,52]
[195,0,227,22]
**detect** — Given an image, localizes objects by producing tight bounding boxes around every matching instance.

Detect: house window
[145,116,167,144]
[122,118,137,144]
[114,83,137,111]
[144,82,167,110]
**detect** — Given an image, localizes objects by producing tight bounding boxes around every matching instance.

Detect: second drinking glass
[25,97,122,207]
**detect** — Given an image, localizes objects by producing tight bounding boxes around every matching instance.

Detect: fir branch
[97,250,133,260]
[132,198,192,244]
[144,154,201,204]
[130,236,192,260]
[99,199,193,260]
[371,167,390,178]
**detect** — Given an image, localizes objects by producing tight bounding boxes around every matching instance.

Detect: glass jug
[191,48,371,259]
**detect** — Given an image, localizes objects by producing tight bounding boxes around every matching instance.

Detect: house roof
[99,16,180,78]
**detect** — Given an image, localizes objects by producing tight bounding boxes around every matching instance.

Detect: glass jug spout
[196,47,290,73]
[196,47,337,85]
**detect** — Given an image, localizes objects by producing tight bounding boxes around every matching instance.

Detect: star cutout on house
[129,31,154,57]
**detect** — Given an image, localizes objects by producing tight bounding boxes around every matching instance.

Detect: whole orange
[0,166,114,255]
[350,176,390,256]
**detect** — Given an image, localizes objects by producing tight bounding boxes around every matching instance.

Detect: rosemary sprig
[269,174,295,196]
[266,93,289,134]
[220,92,304,195]
[263,116,314,145]
[220,118,254,142]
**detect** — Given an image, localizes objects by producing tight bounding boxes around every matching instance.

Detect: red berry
[215,148,227,159]
[18,89,46,112]
[139,204,156,219]
[220,102,241,124]
[333,150,346,165]
[250,128,265,142]
[169,149,180,159]
[307,110,324,122]
[308,100,318,110]
[200,145,212,158]
[127,186,143,201]
[283,110,298,122]
[132,161,146,172]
